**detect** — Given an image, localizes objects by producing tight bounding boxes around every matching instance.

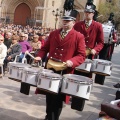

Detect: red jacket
[37,28,86,73]
[74,20,104,54]
[36,28,86,103]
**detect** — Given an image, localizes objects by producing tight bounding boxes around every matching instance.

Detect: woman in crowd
[30,34,41,54]
[18,32,32,63]
[3,35,21,71]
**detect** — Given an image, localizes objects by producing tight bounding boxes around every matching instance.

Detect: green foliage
[98,0,120,30]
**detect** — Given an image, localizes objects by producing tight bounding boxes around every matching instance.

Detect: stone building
[0,0,105,29]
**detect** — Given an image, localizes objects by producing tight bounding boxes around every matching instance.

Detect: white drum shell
[91,59,112,76]
[37,72,62,93]
[8,62,31,81]
[75,59,92,72]
[102,24,113,43]
[22,67,40,86]
[61,74,93,99]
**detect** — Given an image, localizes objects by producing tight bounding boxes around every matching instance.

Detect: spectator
[0,35,7,77]
[4,32,12,49]
[37,33,45,47]
[19,32,32,63]
[24,33,29,41]
[3,35,21,71]
[30,34,41,51]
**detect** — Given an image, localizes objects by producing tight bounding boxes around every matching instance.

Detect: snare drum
[91,59,112,76]
[21,67,40,86]
[37,72,62,93]
[61,74,93,100]
[102,24,113,44]
[8,62,31,82]
[75,59,92,73]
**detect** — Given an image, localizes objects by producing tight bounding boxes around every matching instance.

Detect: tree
[98,0,120,31]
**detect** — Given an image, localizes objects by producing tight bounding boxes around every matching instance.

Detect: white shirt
[85,20,92,26]
[0,43,7,63]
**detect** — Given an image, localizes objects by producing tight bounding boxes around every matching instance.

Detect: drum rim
[63,74,93,84]
[39,72,62,78]
[60,92,89,100]
[92,71,110,76]
[23,67,40,73]
[10,65,31,68]
[75,68,90,73]
[23,71,39,74]
[92,59,112,64]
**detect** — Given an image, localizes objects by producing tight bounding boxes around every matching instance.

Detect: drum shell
[75,59,92,73]
[91,59,112,76]
[102,24,113,44]
[8,62,31,81]
[37,72,62,93]
[61,74,93,100]
[21,67,40,86]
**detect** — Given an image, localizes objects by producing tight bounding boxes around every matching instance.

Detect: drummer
[73,1,104,111]
[35,9,86,120]
[95,13,117,85]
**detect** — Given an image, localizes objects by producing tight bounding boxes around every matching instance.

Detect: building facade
[0,0,104,28]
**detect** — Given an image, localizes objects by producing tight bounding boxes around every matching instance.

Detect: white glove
[91,49,96,55]
[66,60,73,67]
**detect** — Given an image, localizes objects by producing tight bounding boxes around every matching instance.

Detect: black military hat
[62,9,78,21]
[108,12,114,21]
[84,1,96,13]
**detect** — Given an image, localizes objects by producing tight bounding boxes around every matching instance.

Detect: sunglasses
[12,39,17,40]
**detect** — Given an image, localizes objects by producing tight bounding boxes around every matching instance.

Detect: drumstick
[26,52,35,59]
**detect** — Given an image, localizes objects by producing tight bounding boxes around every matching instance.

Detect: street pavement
[0,45,120,120]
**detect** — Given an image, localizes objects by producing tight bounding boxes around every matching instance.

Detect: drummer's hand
[66,60,73,67]
[34,57,41,62]
[91,49,96,55]
[7,56,11,60]
[25,50,29,54]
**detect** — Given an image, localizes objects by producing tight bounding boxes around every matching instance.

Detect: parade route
[0,45,120,120]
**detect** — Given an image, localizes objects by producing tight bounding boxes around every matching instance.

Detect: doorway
[14,3,31,26]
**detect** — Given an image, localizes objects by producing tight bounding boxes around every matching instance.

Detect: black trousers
[73,70,90,111]
[95,74,105,85]
[72,54,93,111]
[115,91,120,100]
[95,44,110,85]
[45,69,67,120]
[46,91,64,120]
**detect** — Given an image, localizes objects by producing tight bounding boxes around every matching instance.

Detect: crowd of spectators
[0,24,54,77]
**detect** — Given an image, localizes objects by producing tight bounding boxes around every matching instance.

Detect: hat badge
[86,5,92,9]
[64,10,72,16]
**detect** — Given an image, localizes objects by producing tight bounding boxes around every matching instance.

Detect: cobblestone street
[0,46,120,120]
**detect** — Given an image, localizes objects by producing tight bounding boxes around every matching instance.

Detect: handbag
[46,58,67,71]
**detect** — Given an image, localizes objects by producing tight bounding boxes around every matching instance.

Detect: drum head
[10,63,31,68]
[23,67,40,73]
[40,72,62,78]
[92,59,112,65]
[63,74,92,84]
[41,69,53,73]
